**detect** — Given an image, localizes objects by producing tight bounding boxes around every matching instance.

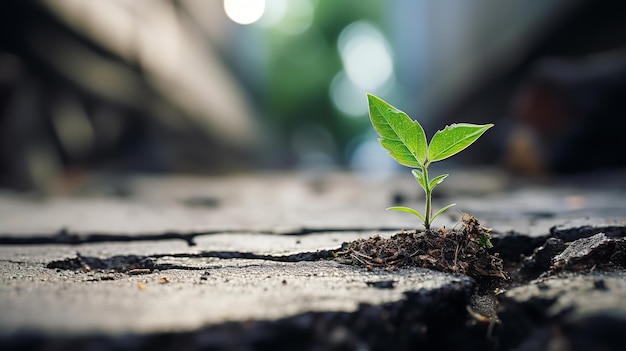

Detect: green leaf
[431,203,456,222]
[428,123,493,163]
[428,173,449,191]
[367,94,427,167]
[386,206,425,222]
[411,169,427,191]
[480,233,494,249]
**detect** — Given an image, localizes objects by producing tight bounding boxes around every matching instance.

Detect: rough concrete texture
[0,238,478,350]
[551,217,626,242]
[1,171,626,350]
[0,249,471,335]
[552,232,614,269]
[499,273,626,351]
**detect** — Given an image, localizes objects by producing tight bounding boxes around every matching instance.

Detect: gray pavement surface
[1,170,626,349]
[0,251,471,335]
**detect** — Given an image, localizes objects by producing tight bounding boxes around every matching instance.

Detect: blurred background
[1,0,626,193]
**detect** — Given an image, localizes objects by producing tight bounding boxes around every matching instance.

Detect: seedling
[367,93,493,231]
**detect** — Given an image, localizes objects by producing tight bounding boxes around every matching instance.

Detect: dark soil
[334,215,626,284]
[333,214,508,340]
[334,214,505,281]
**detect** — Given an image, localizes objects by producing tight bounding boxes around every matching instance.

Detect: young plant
[367,93,493,230]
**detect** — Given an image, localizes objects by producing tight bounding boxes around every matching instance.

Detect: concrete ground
[1,170,626,350]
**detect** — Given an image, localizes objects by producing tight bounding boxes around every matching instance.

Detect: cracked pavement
[1,171,626,350]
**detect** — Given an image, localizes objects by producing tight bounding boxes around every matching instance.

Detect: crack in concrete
[46,245,348,273]
[0,227,400,246]
[151,247,346,262]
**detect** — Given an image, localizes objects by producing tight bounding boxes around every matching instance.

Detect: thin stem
[421,163,431,230]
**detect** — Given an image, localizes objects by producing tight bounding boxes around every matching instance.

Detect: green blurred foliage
[262,0,385,165]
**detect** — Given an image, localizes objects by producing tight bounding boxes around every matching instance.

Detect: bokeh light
[224,0,265,25]
[338,21,394,91]
[331,21,395,117]
[329,70,367,117]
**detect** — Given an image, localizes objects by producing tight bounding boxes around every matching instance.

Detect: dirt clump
[335,214,505,281]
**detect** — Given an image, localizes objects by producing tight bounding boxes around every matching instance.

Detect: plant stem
[421,163,431,230]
